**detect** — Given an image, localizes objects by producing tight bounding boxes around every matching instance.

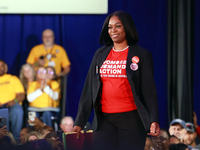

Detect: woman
[27,66,60,127]
[46,66,57,80]
[73,11,160,150]
[19,63,36,90]
[19,63,36,127]
[24,131,43,142]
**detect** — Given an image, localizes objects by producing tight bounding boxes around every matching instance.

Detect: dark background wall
[194,0,200,125]
[0,0,199,129]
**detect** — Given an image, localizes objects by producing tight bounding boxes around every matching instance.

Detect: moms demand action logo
[100,60,127,78]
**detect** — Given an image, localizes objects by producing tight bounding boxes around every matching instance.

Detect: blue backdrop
[1,0,199,129]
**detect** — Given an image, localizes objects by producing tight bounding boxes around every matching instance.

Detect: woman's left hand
[148,122,160,136]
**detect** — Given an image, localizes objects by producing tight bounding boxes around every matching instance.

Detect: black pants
[92,110,147,150]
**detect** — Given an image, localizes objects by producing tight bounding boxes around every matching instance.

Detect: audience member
[46,66,57,80]
[0,126,16,150]
[183,122,200,149]
[19,63,36,127]
[0,126,7,140]
[170,135,181,144]
[169,119,187,141]
[60,116,74,133]
[26,29,71,78]
[169,143,191,150]
[0,60,25,142]
[44,132,62,150]
[193,112,200,138]
[18,139,52,150]
[27,66,60,127]
[20,127,35,144]
[40,126,54,138]
[144,136,153,150]
[152,129,170,150]
[0,136,14,150]
[28,117,54,138]
[19,63,36,90]
[24,131,43,143]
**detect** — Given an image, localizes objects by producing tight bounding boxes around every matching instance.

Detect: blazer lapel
[96,45,113,68]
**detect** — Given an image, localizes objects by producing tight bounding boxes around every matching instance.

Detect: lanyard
[44,45,54,61]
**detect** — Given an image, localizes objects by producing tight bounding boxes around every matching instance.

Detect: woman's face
[23,65,33,80]
[108,15,126,44]
[37,67,46,80]
[46,67,55,80]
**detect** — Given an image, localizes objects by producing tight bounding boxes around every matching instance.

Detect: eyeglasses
[47,71,54,75]
[37,70,47,74]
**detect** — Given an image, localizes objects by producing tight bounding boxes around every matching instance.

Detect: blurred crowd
[0,29,75,149]
[1,29,200,150]
[0,115,84,150]
[144,112,200,150]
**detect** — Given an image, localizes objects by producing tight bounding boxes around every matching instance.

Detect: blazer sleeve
[74,50,99,129]
[140,49,159,124]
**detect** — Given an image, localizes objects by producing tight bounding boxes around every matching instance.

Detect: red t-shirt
[100,47,137,113]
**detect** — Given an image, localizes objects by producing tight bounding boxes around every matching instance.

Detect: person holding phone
[73,11,160,150]
[27,66,60,127]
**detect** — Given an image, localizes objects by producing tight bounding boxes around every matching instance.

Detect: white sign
[0,0,108,14]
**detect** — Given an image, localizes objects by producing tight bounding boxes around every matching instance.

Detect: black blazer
[74,44,159,132]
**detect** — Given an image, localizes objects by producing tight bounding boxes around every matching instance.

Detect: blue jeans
[36,111,52,127]
[9,103,23,141]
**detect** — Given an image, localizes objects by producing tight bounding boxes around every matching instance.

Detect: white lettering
[122,65,126,69]
[107,65,112,68]
[117,65,121,69]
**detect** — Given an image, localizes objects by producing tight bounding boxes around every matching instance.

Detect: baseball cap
[186,122,195,132]
[170,119,186,129]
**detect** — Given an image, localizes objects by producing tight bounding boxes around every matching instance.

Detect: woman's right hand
[28,117,43,127]
[72,126,82,139]
[0,126,7,140]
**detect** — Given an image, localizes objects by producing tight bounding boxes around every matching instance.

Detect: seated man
[26,29,71,78]
[183,122,200,149]
[152,129,170,150]
[27,66,60,127]
[0,60,25,142]
[60,116,74,133]
[169,119,187,142]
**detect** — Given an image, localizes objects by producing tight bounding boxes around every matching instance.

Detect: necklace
[113,46,129,52]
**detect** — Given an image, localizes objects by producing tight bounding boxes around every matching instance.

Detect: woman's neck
[28,78,33,82]
[28,76,34,82]
[113,41,128,50]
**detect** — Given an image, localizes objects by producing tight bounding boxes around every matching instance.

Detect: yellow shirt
[0,74,25,104]
[26,44,71,74]
[27,80,60,108]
